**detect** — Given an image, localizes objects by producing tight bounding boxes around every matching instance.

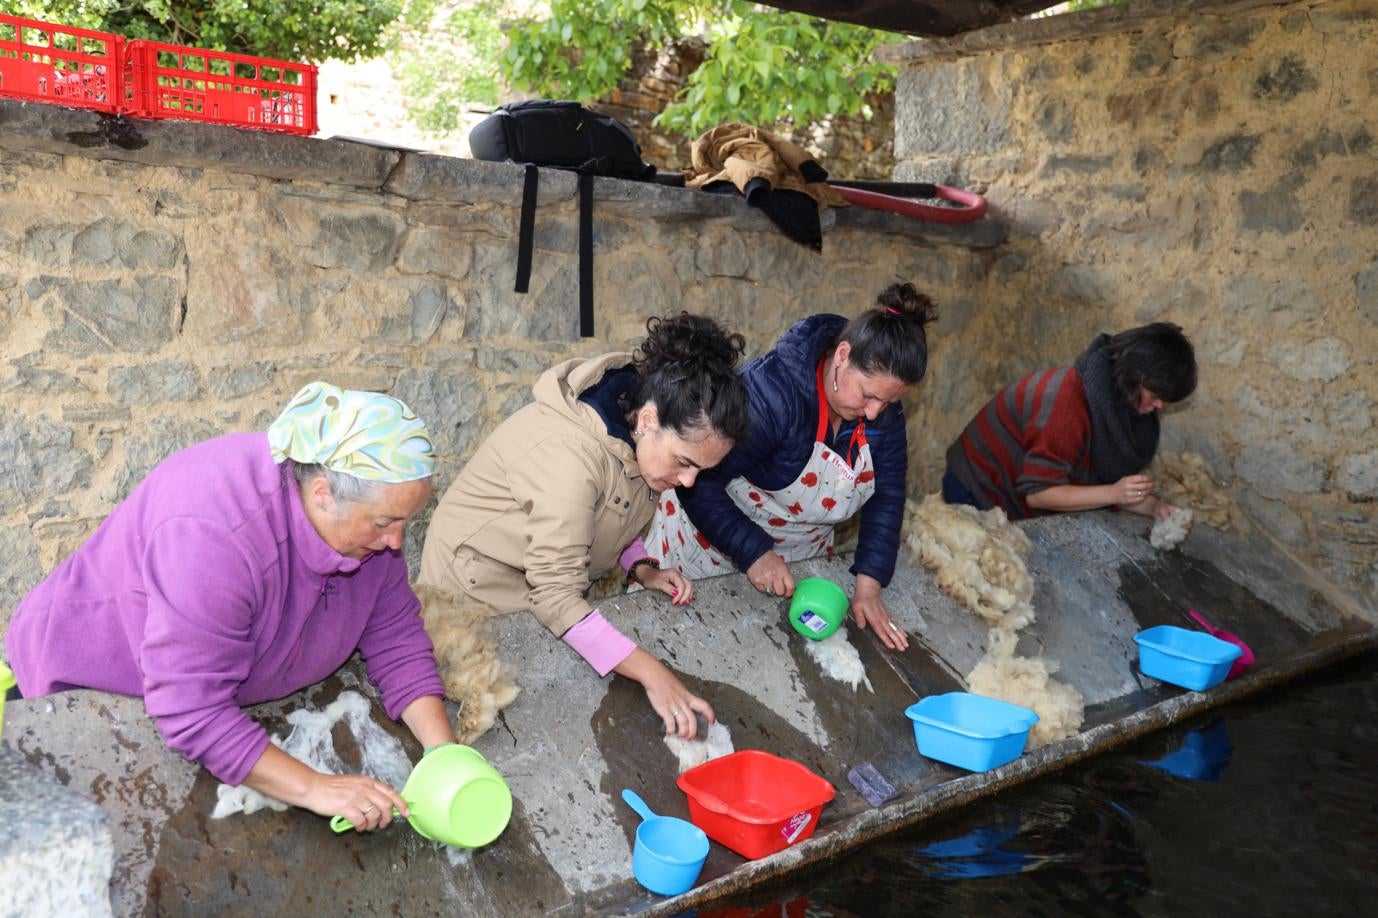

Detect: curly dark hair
[832,281,940,384]
[627,313,749,442]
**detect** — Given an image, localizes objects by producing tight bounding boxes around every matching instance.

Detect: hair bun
[877,282,938,327]
[638,313,746,375]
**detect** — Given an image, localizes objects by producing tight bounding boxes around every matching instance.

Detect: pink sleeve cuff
[619,537,651,573]
[561,609,637,678]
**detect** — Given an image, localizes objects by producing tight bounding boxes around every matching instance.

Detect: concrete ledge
[0,745,113,917]
[877,0,1295,63]
[0,99,400,188]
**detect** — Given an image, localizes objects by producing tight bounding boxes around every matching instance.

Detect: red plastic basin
[676,750,835,860]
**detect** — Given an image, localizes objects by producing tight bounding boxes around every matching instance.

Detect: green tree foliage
[404,1,900,136]
[394,0,507,133]
[10,1,402,62]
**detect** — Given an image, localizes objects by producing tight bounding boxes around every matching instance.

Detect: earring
[832,366,840,392]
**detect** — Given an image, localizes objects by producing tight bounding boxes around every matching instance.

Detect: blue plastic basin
[904,692,1040,772]
[1133,625,1243,691]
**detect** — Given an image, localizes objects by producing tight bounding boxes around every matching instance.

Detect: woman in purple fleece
[4,382,453,833]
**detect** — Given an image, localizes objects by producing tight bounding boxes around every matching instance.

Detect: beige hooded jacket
[419,353,655,637]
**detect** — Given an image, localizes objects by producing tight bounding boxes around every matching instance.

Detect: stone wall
[884,0,1378,603]
[0,99,1000,626]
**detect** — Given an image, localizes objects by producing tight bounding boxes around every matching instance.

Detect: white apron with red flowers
[647,362,877,578]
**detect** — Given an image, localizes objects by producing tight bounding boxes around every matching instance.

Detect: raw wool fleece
[966,627,1084,749]
[1152,451,1231,529]
[803,629,874,693]
[663,720,736,773]
[905,494,1084,748]
[416,585,521,744]
[903,495,1035,630]
[1150,506,1195,551]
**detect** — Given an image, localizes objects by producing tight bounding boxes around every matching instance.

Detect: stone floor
[3,509,1373,916]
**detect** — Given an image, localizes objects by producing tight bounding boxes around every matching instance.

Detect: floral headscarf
[267,381,435,482]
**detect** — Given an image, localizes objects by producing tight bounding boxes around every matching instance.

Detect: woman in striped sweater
[943,322,1197,521]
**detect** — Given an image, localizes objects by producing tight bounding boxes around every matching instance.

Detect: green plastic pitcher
[331,744,512,848]
[788,577,850,640]
[0,660,16,742]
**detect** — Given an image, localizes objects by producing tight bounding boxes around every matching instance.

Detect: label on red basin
[781,811,811,843]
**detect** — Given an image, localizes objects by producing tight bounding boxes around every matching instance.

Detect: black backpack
[470,101,657,337]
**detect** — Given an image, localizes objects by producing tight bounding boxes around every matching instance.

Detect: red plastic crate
[121,39,316,135]
[0,14,121,113]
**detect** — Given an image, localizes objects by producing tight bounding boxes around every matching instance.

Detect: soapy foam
[803,629,874,693]
[211,690,413,818]
[1150,506,1195,551]
[663,720,735,774]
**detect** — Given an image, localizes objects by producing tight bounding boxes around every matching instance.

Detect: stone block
[895,61,1011,157]
[1329,393,1374,433]
[1051,265,1115,307]
[1194,327,1246,368]
[376,283,454,347]
[1346,177,1378,225]
[0,749,114,918]
[1223,275,1321,324]
[1136,279,1205,322]
[1289,129,1348,169]
[475,348,562,376]
[0,524,43,616]
[0,411,94,514]
[1042,155,1114,174]
[1033,99,1076,143]
[1252,55,1319,101]
[1238,175,1304,235]
[395,227,474,279]
[1354,258,1378,327]
[393,369,486,460]
[1310,505,1378,565]
[107,361,203,406]
[1181,18,1264,57]
[207,362,277,400]
[460,241,581,341]
[42,277,178,357]
[70,218,182,270]
[1308,0,1378,33]
[110,417,220,502]
[1234,442,1328,499]
[1337,448,1378,500]
[180,239,294,347]
[693,229,749,277]
[1265,337,1349,382]
[311,208,406,272]
[1238,491,1307,547]
[1196,133,1260,173]
[746,240,824,293]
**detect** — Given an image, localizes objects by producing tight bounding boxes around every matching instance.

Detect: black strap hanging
[515,164,538,295]
[578,172,594,338]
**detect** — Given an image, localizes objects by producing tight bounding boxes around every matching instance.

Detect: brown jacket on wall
[685,122,847,209]
[419,352,655,637]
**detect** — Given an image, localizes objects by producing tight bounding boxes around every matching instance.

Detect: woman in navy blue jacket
[644,283,937,651]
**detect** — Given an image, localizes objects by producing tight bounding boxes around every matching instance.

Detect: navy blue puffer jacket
[678,314,908,586]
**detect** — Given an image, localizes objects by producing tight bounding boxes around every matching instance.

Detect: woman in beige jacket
[420,315,749,738]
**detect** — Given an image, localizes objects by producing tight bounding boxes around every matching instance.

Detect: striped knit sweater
[945,366,1095,520]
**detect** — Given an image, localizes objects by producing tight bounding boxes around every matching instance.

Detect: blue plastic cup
[622,788,709,896]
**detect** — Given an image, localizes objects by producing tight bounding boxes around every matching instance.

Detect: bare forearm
[1025,484,1117,513]
[242,744,324,809]
[400,694,454,749]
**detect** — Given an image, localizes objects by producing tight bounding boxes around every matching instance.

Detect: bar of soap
[847,761,899,807]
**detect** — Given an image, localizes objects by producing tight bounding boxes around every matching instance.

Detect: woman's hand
[852,575,909,651]
[305,772,410,832]
[614,648,715,739]
[242,744,408,833]
[640,565,693,606]
[746,551,795,598]
[1112,474,1155,509]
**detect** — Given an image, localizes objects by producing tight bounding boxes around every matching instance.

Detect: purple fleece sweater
[4,432,444,785]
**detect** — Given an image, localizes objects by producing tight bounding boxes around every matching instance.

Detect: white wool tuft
[417,585,521,744]
[212,690,413,818]
[1151,451,1231,529]
[904,494,1035,630]
[663,721,735,774]
[966,627,1085,748]
[803,629,873,693]
[1150,506,1195,551]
